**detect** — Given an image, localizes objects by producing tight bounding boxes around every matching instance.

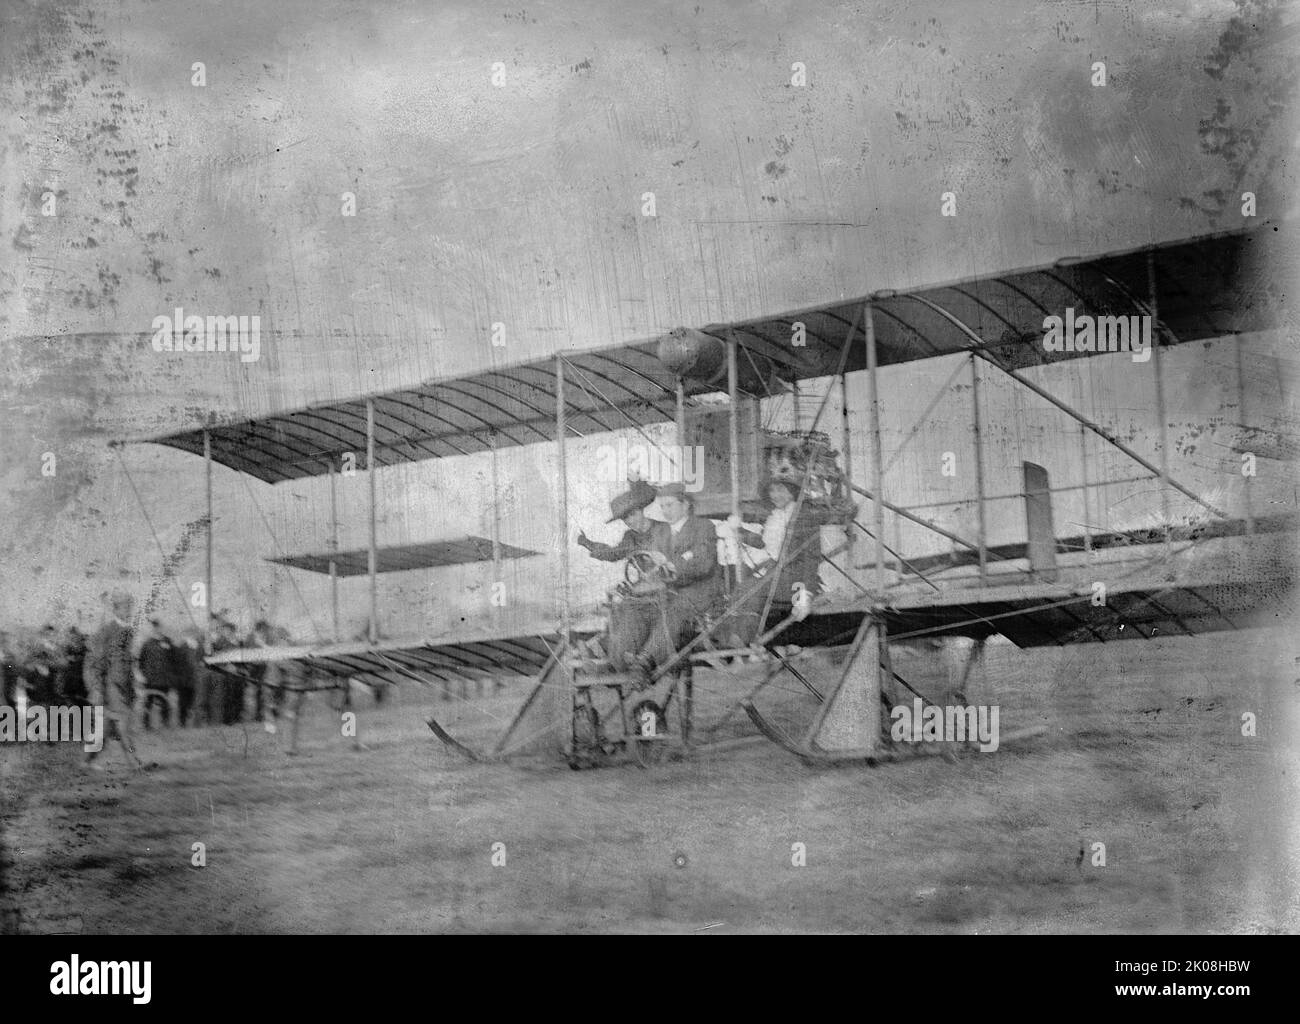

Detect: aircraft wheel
[630,699,668,768]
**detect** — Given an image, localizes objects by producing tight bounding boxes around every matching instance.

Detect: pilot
[576,479,658,562]
[609,482,723,685]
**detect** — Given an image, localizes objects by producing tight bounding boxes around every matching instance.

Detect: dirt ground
[2,625,1297,934]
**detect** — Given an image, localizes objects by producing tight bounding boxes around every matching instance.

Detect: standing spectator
[3,629,35,715]
[58,626,88,705]
[171,628,202,726]
[261,626,291,729]
[138,617,177,729]
[205,655,225,726]
[266,626,304,727]
[84,592,144,771]
[204,628,227,726]
[246,620,273,724]
[215,617,244,724]
[282,655,312,753]
[28,625,63,704]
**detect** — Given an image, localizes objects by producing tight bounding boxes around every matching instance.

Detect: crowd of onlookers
[0,605,302,730]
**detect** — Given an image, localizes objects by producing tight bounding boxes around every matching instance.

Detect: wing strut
[899,292,1228,521]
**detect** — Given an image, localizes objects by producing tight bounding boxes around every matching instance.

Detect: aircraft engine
[656,327,780,394]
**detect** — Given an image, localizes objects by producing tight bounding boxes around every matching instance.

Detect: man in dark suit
[138,617,176,729]
[214,617,244,724]
[606,482,723,684]
[58,626,88,705]
[171,628,202,726]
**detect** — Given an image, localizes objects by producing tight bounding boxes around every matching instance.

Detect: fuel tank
[656,327,780,394]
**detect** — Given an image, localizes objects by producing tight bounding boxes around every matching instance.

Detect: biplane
[116,219,1294,766]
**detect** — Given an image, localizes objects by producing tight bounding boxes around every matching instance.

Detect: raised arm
[578,528,644,562]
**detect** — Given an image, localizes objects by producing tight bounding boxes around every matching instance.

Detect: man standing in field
[83,591,144,771]
[172,628,203,726]
[138,617,177,729]
[58,625,88,705]
[213,616,243,724]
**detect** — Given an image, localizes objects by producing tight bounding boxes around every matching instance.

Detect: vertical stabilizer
[1023,462,1058,582]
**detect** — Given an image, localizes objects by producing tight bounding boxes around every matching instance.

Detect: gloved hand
[576,530,594,549]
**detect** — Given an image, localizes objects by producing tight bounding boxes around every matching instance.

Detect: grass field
[2,626,1297,934]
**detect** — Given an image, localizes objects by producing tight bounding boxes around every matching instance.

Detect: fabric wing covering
[131,222,1283,483]
[267,537,540,576]
[206,631,570,689]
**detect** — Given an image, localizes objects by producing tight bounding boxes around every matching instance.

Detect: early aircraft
[116,219,1294,766]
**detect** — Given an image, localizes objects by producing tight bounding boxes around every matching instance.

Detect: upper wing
[127,221,1286,483]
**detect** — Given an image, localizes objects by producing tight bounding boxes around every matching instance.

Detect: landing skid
[425,714,490,762]
[739,696,883,765]
[734,614,887,763]
[423,646,570,764]
[743,629,1046,765]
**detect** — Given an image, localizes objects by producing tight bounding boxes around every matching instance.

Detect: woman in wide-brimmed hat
[576,480,658,562]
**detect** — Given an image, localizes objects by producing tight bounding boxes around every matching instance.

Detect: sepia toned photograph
[1,0,1296,942]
